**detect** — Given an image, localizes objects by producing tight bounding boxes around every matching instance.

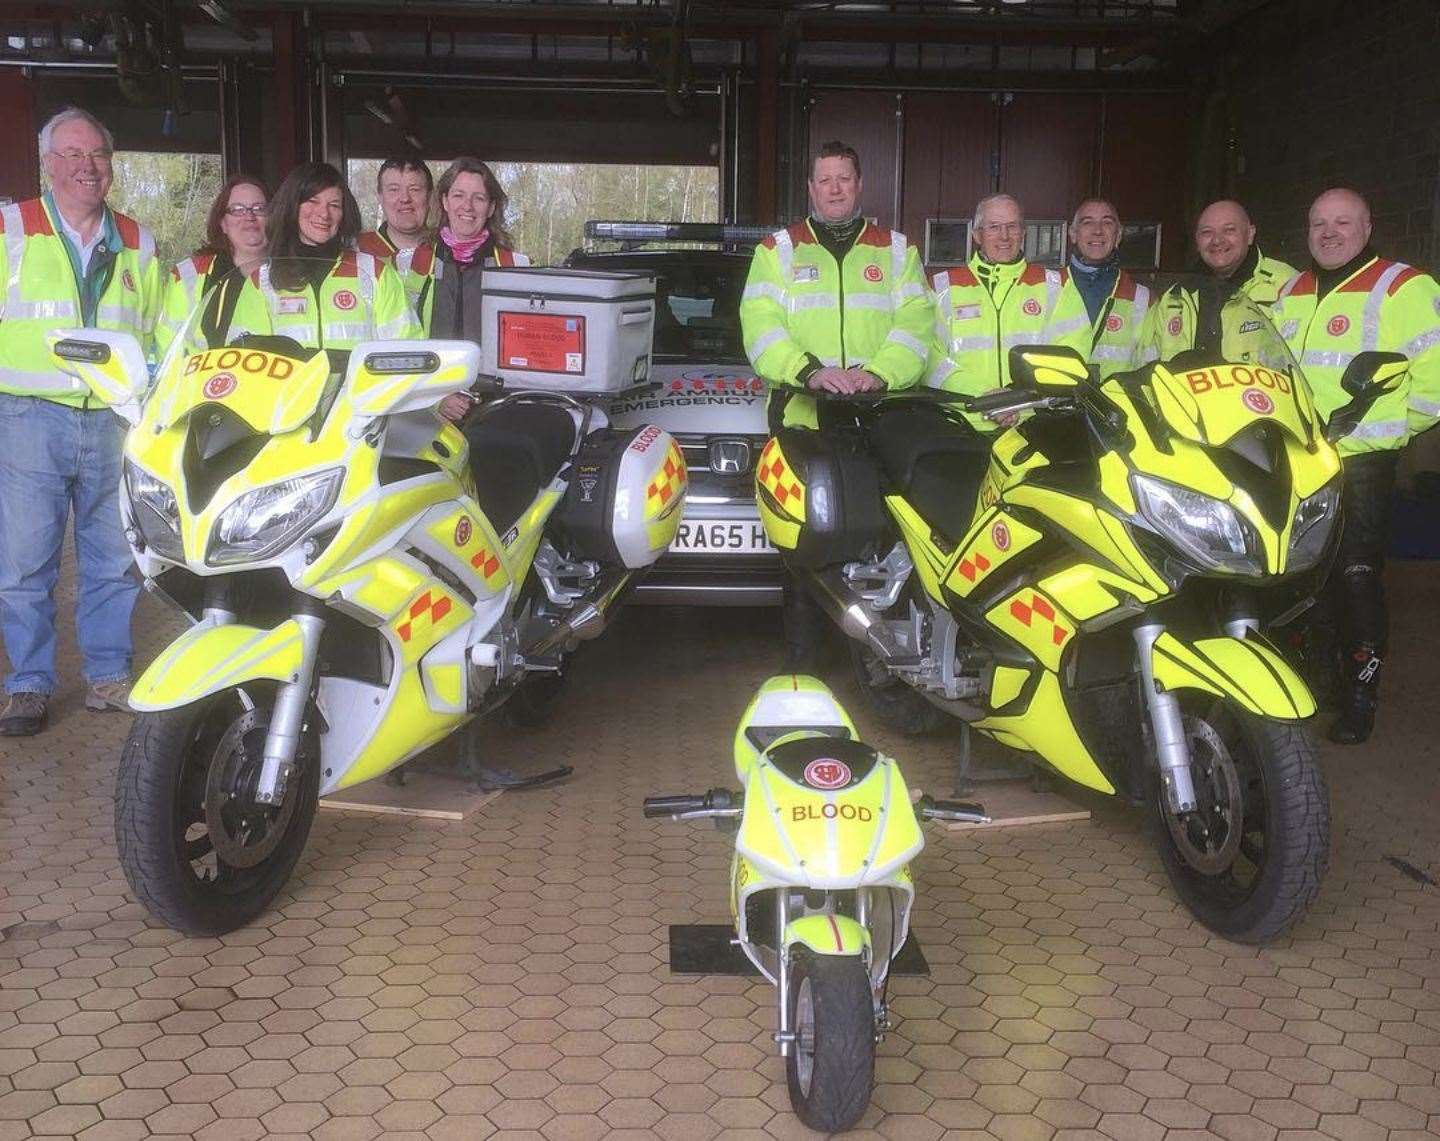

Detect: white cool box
[480,267,657,393]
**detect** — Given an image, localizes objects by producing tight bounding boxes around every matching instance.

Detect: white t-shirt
[57,210,106,275]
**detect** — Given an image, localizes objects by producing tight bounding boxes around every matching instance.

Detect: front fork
[1134,623,1198,814]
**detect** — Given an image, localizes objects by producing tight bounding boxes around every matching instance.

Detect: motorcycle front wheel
[114,686,319,936]
[785,950,875,1133]
[1151,698,1330,944]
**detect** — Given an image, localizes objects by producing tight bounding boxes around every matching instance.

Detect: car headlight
[207,468,343,567]
[1286,480,1340,572]
[124,460,184,562]
[1132,474,1263,575]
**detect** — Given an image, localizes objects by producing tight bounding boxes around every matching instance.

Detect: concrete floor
[1,559,1438,1140]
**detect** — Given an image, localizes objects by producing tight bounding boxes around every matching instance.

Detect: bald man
[1272,187,1440,743]
[1140,199,1296,360]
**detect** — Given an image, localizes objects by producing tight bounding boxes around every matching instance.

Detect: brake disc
[1165,716,1245,875]
[203,706,298,869]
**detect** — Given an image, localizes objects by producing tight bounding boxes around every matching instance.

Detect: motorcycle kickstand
[460,722,573,792]
[953,723,974,797]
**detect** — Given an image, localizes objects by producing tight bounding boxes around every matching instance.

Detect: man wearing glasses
[927,193,1089,423]
[0,107,161,736]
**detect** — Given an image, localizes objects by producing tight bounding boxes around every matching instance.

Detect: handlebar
[916,794,991,825]
[643,788,741,819]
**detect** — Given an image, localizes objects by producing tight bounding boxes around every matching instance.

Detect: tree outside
[348,159,719,265]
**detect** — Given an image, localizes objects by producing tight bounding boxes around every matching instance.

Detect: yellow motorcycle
[756,297,1404,943]
[644,675,988,1132]
[50,258,687,935]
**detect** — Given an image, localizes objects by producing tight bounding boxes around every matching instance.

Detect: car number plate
[670,519,775,554]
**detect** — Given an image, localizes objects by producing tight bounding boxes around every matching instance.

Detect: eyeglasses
[224,204,268,218]
[50,149,113,165]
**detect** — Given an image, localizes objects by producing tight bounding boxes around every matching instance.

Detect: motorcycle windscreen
[149,258,346,436]
[1135,295,1322,451]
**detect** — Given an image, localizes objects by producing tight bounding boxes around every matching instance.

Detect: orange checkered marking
[646,440,688,517]
[469,545,502,581]
[756,439,806,518]
[396,590,453,643]
[958,551,991,583]
[1009,592,1071,647]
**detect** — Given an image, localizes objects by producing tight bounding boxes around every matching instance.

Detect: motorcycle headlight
[207,468,343,567]
[1132,474,1263,575]
[1286,480,1340,572]
[124,460,184,562]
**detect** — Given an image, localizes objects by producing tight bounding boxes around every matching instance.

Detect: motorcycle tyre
[785,950,875,1133]
[500,668,569,730]
[848,642,948,736]
[115,693,319,937]
[1150,700,1329,945]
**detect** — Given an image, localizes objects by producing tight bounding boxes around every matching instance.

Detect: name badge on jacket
[954,303,982,321]
[793,265,820,283]
[277,297,308,316]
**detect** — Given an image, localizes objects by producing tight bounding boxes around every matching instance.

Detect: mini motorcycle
[644,675,988,1132]
[50,258,687,936]
[756,295,1406,943]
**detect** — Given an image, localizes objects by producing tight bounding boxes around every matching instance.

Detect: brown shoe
[86,680,132,713]
[0,692,49,736]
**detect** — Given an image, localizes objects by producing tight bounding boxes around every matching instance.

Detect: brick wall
[1220,0,1440,273]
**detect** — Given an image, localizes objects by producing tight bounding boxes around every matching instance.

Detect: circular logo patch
[333,289,358,311]
[864,264,883,283]
[1167,316,1183,337]
[992,521,1011,551]
[803,758,852,790]
[1327,314,1350,336]
[454,517,472,546]
[122,269,136,292]
[203,373,237,400]
[1022,298,1042,317]
[1243,388,1275,415]
[1105,314,1124,333]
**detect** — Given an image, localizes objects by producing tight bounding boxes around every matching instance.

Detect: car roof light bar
[585,221,775,244]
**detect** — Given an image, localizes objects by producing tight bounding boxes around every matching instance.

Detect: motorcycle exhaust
[801,567,914,663]
[523,569,634,658]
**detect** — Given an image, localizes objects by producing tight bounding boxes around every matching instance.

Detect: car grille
[674,433,770,478]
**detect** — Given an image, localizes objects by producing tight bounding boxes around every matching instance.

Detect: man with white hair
[0,107,161,736]
[926,193,1089,418]
[1272,187,1440,744]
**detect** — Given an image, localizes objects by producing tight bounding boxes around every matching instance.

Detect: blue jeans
[0,393,138,695]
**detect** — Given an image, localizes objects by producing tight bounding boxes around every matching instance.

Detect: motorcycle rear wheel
[114,687,319,936]
[1151,698,1329,944]
[848,643,948,736]
[785,951,875,1133]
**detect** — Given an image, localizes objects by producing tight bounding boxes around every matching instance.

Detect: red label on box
[498,312,586,374]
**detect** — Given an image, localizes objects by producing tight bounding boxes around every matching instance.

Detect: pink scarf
[440,225,490,266]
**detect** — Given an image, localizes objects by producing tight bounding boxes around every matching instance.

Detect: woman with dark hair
[230,161,419,353]
[431,157,531,419]
[154,173,269,355]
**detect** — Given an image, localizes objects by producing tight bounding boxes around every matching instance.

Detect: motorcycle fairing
[784,914,870,957]
[972,669,1116,793]
[1150,631,1316,721]
[130,619,305,711]
[731,674,857,782]
[152,347,332,436]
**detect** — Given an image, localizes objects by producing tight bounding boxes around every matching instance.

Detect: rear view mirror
[1008,344,1090,392]
[346,339,481,418]
[1339,350,1407,397]
[48,330,147,425]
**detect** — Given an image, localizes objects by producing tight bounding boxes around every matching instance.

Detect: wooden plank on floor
[937,777,1091,831]
[319,770,502,821]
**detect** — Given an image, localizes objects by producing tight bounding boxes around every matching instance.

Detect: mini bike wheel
[785,950,875,1132]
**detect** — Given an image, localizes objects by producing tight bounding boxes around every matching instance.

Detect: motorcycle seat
[765,734,881,791]
[464,401,579,535]
[869,403,990,545]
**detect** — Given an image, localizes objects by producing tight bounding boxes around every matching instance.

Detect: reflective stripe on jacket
[926,253,1091,397]
[228,250,422,351]
[1139,253,1297,364]
[1066,270,1151,380]
[0,197,160,405]
[359,231,530,334]
[739,219,933,428]
[1273,256,1440,455]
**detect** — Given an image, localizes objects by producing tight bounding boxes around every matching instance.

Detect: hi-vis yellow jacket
[227,250,421,352]
[739,220,933,427]
[1273,256,1440,455]
[0,196,160,406]
[358,230,529,334]
[1062,269,1152,380]
[1139,253,1296,363]
[926,253,1091,400]
[155,251,243,359]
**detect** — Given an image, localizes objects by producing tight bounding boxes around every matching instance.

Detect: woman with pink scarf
[431,157,531,422]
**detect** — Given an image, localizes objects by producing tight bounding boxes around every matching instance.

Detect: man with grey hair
[1060,197,1151,379]
[0,107,161,736]
[927,192,1089,418]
